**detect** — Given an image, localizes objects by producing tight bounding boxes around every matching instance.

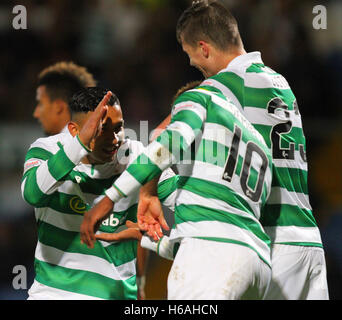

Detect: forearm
[105,139,176,202]
[106,96,205,202]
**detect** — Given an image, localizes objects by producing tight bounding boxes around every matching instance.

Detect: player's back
[201,52,322,248]
[169,87,273,267]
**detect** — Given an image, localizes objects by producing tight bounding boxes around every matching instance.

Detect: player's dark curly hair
[69,87,119,116]
[176,0,242,51]
[38,61,96,103]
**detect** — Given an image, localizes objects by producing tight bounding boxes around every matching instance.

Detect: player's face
[181,39,212,78]
[87,104,125,164]
[34,85,59,135]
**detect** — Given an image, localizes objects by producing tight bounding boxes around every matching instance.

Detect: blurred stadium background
[0,0,341,300]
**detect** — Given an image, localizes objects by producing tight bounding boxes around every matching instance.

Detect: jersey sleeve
[105,91,208,202]
[21,135,90,207]
[140,235,175,261]
[157,168,178,211]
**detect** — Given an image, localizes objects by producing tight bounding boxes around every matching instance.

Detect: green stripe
[126,153,162,185]
[22,167,49,207]
[195,139,228,167]
[47,145,76,181]
[25,147,53,162]
[246,63,280,75]
[244,87,295,110]
[37,220,137,266]
[34,259,137,300]
[194,237,271,267]
[272,167,308,195]
[174,90,209,107]
[67,171,119,195]
[211,72,244,106]
[260,204,317,227]
[276,242,323,248]
[171,109,204,132]
[76,134,91,152]
[252,124,306,150]
[206,107,270,157]
[174,204,270,244]
[177,176,255,217]
[158,176,179,203]
[157,129,188,158]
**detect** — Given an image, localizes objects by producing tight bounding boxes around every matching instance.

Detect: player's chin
[101,149,118,162]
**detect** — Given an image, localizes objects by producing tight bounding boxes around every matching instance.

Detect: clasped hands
[80,194,169,248]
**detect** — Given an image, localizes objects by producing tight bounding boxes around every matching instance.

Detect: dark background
[0,0,341,299]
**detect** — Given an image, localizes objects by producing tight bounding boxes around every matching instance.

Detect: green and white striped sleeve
[157,168,178,211]
[105,91,208,202]
[21,135,90,207]
[140,235,175,261]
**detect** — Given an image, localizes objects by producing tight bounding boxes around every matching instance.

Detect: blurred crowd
[0,0,341,299]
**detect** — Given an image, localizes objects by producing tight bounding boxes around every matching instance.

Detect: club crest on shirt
[69,196,87,214]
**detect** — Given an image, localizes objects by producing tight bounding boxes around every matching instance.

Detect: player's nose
[33,105,40,119]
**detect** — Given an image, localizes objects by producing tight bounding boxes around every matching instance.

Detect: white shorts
[167,237,271,300]
[264,244,329,300]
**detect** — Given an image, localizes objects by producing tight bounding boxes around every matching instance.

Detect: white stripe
[170,220,270,266]
[63,136,89,165]
[243,106,303,128]
[200,78,244,112]
[21,177,27,199]
[192,89,266,146]
[264,226,322,244]
[273,153,308,170]
[23,157,43,175]
[267,187,312,210]
[200,122,272,199]
[36,161,62,195]
[176,189,261,221]
[57,180,85,198]
[172,101,207,122]
[28,280,103,300]
[244,72,290,90]
[202,122,233,147]
[167,120,196,148]
[105,186,123,203]
[36,207,83,232]
[162,190,177,211]
[114,170,141,198]
[35,241,136,281]
[178,160,271,217]
[145,140,177,171]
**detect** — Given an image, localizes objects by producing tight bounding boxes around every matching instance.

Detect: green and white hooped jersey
[106,88,273,267]
[22,133,148,300]
[200,51,322,247]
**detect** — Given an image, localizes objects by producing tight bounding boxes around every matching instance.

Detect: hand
[95,221,143,242]
[80,196,114,248]
[78,91,112,148]
[137,196,169,241]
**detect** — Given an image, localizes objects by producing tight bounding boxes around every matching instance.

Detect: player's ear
[199,41,210,58]
[68,121,80,137]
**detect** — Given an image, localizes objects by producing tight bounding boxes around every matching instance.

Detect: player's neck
[212,47,247,75]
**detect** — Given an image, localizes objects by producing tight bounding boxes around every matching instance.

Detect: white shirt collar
[218,51,264,74]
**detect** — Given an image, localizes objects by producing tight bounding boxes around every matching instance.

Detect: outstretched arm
[80,91,207,248]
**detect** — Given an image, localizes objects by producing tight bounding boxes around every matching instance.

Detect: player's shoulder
[28,132,71,153]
